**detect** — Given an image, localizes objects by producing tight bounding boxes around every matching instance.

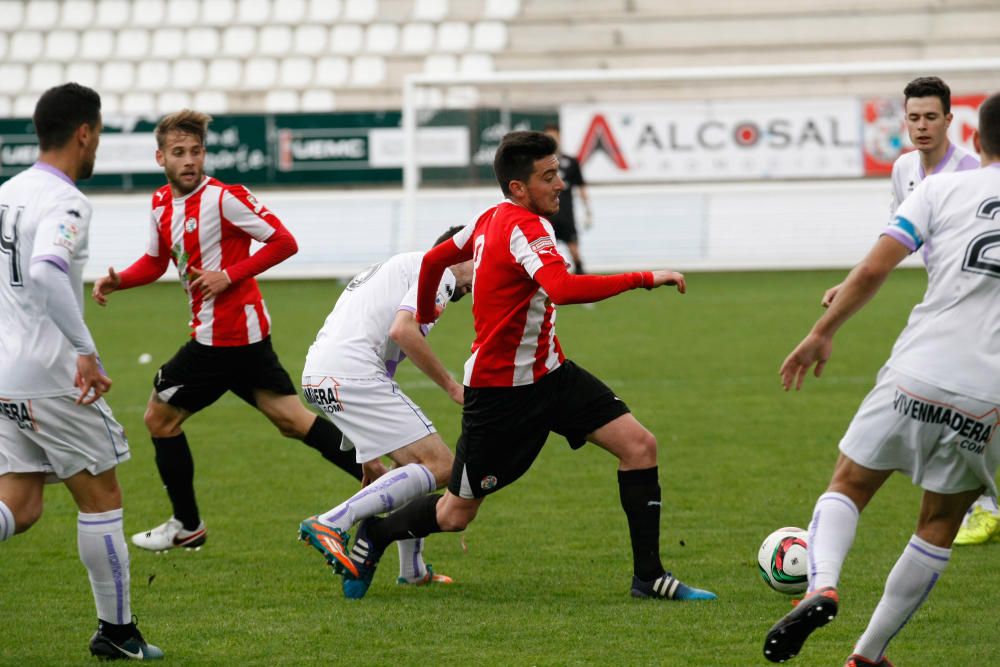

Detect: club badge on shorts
[480,475,498,490]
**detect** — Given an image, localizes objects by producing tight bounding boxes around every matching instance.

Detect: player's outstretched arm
[649,270,686,293]
[91,266,121,306]
[389,309,464,405]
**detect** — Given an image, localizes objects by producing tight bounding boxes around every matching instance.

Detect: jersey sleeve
[416,225,474,324]
[510,215,567,278]
[885,178,933,252]
[220,185,281,241]
[567,157,585,187]
[888,159,905,220]
[30,193,91,269]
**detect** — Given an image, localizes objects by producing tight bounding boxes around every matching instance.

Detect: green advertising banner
[0,109,557,190]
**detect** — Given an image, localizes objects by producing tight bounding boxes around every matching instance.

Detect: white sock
[853,534,949,662]
[808,491,860,591]
[78,509,132,625]
[397,537,428,581]
[0,500,13,541]
[319,463,436,532]
[973,494,1000,515]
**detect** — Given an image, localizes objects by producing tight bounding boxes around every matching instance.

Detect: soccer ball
[757,527,809,594]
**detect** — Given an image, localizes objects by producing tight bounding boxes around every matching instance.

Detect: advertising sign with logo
[862,94,985,176]
[560,98,864,182]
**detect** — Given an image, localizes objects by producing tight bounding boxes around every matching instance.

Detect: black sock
[366,494,443,552]
[618,466,665,582]
[98,619,136,641]
[302,417,363,481]
[151,433,200,531]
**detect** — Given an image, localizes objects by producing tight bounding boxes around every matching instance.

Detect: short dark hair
[493,131,557,197]
[978,92,1000,158]
[904,76,952,115]
[32,83,101,151]
[433,225,465,247]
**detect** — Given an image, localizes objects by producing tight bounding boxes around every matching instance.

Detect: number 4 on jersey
[0,204,24,287]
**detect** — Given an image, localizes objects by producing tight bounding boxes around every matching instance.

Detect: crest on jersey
[184,217,198,233]
[529,236,555,254]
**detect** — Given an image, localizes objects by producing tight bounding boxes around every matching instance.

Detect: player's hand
[91,266,121,306]
[361,459,389,487]
[446,380,464,406]
[582,211,593,231]
[821,282,843,308]
[75,353,112,405]
[188,267,232,299]
[779,332,832,391]
[650,270,686,294]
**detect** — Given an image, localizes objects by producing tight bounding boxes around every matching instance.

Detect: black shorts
[448,360,630,499]
[153,337,297,414]
[552,219,578,244]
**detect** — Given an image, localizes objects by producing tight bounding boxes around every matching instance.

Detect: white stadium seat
[314,57,349,87]
[243,58,279,90]
[401,23,434,53]
[413,0,447,21]
[349,55,385,86]
[264,90,299,112]
[166,0,200,27]
[193,90,229,113]
[0,95,11,117]
[65,61,101,88]
[483,0,519,19]
[158,90,193,113]
[423,54,456,75]
[272,0,307,24]
[202,0,236,26]
[301,88,336,111]
[307,0,341,23]
[121,92,156,114]
[329,25,364,55]
[95,0,130,27]
[292,25,327,56]
[0,33,7,61]
[61,0,96,27]
[0,64,27,95]
[222,26,257,57]
[472,21,507,51]
[132,0,166,27]
[9,32,44,63]
[237,0,271,25]
[135,61,172,91]
[116,29,151,59]
[460,53,493,75]
[207,59,243,88]
[170,59,206,90]
[258,25,293,57]
[80,29,114,60]
[436,22,470,52]
[280,57,314,88]
[366,23,399,54]
[100,61,135,92]
[45,30,81,61]
[344,0,377,23]
[25,0,60,29]
[100,92,120,114]
[28,63,65,93]
[14,94,38,117]
[151,28,185,59]
[0,1,25,30]
[185,28,220,58]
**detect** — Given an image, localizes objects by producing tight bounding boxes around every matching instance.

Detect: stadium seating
[1,0,999,115]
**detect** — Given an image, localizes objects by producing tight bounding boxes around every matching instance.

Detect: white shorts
[840,368,1000,496]
[0,394,130,480]
[301,374,436,463]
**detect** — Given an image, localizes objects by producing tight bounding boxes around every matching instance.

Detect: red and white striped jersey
[454,201,567,387]
[146,177,284,347]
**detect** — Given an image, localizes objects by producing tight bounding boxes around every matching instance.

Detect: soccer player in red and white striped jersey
[334,131,716,602]
[92,110,364,552]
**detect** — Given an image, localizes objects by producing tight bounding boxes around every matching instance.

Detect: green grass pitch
[2,269,995,665]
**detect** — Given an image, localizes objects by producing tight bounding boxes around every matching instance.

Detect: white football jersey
[0,164,92,397]
[884,163,1000,402]
[303,252,456,379]
[889,143,979,218]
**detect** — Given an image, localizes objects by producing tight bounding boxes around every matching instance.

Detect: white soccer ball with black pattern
[757,527,809,594]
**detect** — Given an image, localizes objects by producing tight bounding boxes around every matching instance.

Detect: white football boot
[132,517,207,552]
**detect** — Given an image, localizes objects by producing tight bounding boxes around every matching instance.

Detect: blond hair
[155,109,212,148]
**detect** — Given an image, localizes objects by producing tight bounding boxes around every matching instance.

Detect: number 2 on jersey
[962,197,1000,279]
[0,204,24,287]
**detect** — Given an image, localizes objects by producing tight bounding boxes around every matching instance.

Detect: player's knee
[144,404,182,437]
[619,429,658,468]
[14,503,43,534]
[436,501,477,532]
